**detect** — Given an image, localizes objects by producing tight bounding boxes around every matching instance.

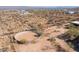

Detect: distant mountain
[0,6,78,10]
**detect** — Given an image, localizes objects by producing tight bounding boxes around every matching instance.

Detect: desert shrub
[58,23,79,50]
[0,47,8,52]
[66,24,79,40]
[30,10,49,15]
[29,10,51,18]
[17,39,28,44]
[28,23,43,36]
[27,17,48,36]
[47,36,56,42]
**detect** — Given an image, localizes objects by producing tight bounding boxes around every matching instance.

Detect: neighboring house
[71,21,79,26]
[64,10,78,14]
[18,10,31,15]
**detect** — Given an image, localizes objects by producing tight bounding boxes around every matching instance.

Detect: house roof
[71,21,79,25]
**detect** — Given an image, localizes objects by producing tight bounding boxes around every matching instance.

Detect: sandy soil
[0,10,76,52]
[12,26,75,52]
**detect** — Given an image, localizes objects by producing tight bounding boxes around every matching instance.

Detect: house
[71,21,79,26]
[65,11,77,14]
[18,10,31,15]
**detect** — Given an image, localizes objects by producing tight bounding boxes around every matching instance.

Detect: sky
[0,0,78,6]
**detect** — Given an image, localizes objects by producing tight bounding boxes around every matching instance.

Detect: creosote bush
[17,39,28,44]
[66,24,79,40]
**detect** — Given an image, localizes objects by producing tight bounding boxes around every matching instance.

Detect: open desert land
[0,8,79,52]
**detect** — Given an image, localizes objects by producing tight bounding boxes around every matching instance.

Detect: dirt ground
[0,10,76,52]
